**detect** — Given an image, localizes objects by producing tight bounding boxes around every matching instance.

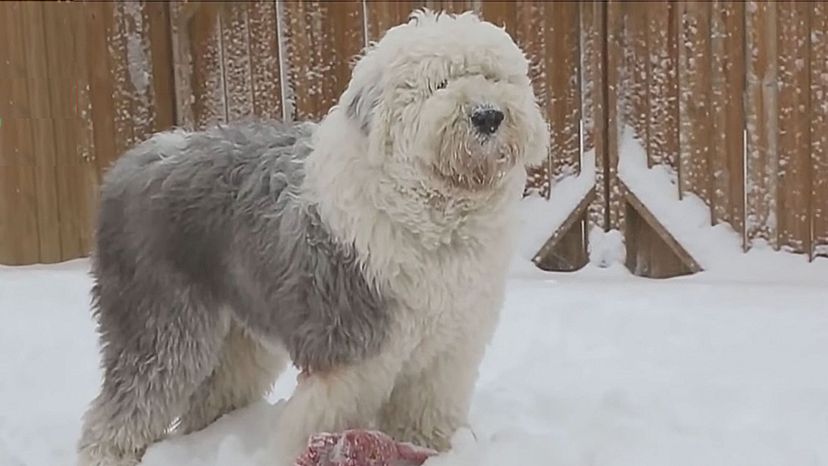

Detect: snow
[517,149,595,261]
[616,129,828,283]
[2,203,828,466]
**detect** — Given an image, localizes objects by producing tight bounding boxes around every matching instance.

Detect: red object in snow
[294,430,437,466]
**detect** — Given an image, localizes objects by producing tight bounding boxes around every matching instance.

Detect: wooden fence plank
[581,2,596,156]
[588,1,609,229]
[220,3,254,121]
[146,1,175,132]
[420,1,477,14]
[175,2,226,129]
[623,3,649,147]
[169,2,194,127]
[545,1,586,265]
[710,1,745,236]
[515,2,550,197]
[282,1,364,121]
[606,0,623,230]
[247,1,282,121]
[120,2,153,146]
[42,3,97,260]
[70,2,99,256]
[0,161,39,264]
[0,3,40,265]
[365,1,420,43]
[678,1,712,212]
[107,3,137,155]
[777,2,811,254]
[547,2,581,180]
[812,1,828,259]
[20,2,61,263]
[480,1,516,33]
[328,1,365,114]
[745,0,778,248]
[86,2,119,175]
[646,1,679,172]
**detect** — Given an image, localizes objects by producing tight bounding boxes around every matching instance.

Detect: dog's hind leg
[77,286,228,466]
[175,321,289,435]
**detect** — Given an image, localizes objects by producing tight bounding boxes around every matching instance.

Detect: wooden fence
[601,1,828,275]
[1,1,826,275]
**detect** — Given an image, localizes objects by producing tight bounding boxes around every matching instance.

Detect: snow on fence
[0,1,826,270]
[612,2,827,266]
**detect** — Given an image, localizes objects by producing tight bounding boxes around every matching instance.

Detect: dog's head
[338,9,549,195]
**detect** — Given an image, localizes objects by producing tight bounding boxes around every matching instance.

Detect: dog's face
[341,10,549,194]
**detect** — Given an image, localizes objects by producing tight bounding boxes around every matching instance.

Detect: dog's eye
[434,79,448,91]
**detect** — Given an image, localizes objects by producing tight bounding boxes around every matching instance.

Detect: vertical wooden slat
[174,2,226,129]
[106,3,137,156]
[282,1,364,121]
[86,2,119,175]
[516,2,550,197]
[646,1,679,172]
[547,2,586,263]
[365,1,421,43]
[580,2,596,155]
[146,1,175,132]
[421,0,477,14]
[220,3,254,121]
[70,2,99,256]
[777,1,811,254]
[745,1,778,249]
[36,3,99,260]
[121,1,153,146]
[41,4,81,260]
[330,1,365,111]
[623,3,649,147]
[0,3,40,264]
[710,1,745,236]
[678,1,713,213]
[606,0,624,230]
[20,2,61,263]
[812,1,828,259]
[480,1,516,33]
[588,1,610,230]
[247,1,282,121]
[547,2,581,180]
[169,2,194,127]
[281,2,316,120]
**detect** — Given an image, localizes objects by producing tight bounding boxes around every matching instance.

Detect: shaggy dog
[77,9,548,466]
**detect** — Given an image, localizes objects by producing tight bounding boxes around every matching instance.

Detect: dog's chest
[387,237,509,336]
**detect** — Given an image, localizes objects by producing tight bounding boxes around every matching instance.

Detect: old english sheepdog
[77,8,549,466]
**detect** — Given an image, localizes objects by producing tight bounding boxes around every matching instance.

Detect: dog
[77,9,548,466]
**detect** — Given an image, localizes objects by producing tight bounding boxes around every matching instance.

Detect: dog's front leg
[273,347,404,465]
[378,324,493,452]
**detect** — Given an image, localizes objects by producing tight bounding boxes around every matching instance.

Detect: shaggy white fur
[274,8,548,464]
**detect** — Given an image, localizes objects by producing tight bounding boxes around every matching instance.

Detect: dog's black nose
[471,109,504,135]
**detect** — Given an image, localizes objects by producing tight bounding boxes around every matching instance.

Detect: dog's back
[93,120,312,295]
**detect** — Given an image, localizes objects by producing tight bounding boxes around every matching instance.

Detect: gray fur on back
[93,119,390,372]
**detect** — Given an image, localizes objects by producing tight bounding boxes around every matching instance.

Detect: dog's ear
[344,80,381,135]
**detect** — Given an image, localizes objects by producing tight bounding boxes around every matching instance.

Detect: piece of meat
[293,429,437,466]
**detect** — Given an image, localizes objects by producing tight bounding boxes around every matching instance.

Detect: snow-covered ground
[2,202,828,466]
